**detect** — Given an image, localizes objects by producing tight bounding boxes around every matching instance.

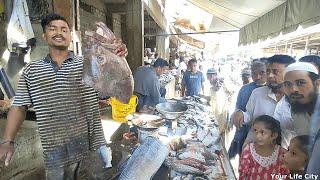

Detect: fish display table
[155,97,236,179]
[124,97,236,179]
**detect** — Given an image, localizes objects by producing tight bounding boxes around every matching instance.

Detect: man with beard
[283,62,319,137]
[228,60,267,158]
[278,61,320,176]
[295,56,320,176]
[232,55,295,148]
[273,62,319,149]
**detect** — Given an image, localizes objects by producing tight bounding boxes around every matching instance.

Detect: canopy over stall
[187,0,285,32]
[184,0,320,45]
[239,0,320,45]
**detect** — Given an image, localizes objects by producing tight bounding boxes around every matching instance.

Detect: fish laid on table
[196,127,208,141]
[166,97,229,179]
[178,158,211,172]
[202,129,220,147]
[166,157,212,175]
[83,22,133,103]
[178,151,206,163]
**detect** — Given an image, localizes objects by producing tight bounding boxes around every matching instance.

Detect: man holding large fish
[0,13,128,179]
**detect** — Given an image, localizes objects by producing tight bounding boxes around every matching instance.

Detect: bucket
[111,95,138,123]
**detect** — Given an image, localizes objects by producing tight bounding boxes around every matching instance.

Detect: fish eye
[97,56,104,63]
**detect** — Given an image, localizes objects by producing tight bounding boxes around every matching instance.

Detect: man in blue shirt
[134,58,169,112]
[236,60,267,111]
[228,59,267,158]
[241,68,252,85]
[181,59,205,96]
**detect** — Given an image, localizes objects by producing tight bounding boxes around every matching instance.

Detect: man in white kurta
[232,55,295,148]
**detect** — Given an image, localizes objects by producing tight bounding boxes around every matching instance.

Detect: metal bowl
[129,113,164,131]
[156,102,188,120]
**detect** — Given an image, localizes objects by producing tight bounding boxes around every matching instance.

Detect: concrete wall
[121,15,127,44]
[0,119,44,180]
[112,13,122,38]
[79,0,106,43]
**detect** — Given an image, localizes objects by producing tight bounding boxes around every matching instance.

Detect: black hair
[292,135,311,160]
[41,13,70,32]
[253,115,282,145]
[188,58,197,65]
[299,56,320,85]
[299,55,320,69]
[308,72,319,86]
[267,55,295,67]
[153,58,169,68]
[259,57,269,64]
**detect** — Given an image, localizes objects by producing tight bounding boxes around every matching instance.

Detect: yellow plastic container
[111,95,138,123]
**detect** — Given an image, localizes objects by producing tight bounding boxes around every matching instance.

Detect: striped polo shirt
[12,52,106,168]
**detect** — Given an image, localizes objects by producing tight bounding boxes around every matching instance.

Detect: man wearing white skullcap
[282,62,320,176]
[284,62,319,120]
[285,61,319,75]
[273,62,319,148]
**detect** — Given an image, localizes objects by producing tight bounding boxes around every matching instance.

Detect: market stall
[111,96,236,180]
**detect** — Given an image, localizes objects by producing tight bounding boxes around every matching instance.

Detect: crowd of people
[140,53,320,179]
[229,55,320,179]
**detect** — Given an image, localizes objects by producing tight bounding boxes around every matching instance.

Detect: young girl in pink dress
[239,115,289,180]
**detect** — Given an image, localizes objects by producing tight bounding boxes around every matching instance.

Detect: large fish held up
[83,22,133,103]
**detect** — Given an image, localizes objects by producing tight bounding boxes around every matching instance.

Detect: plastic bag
[83,22,133,103]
